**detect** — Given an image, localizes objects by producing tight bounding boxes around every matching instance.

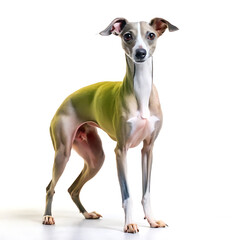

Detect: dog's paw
[150,220,168,228]
[83,211,102,219]
[145,217,168,228]
[124,223,139,233]
[42,215,55,225]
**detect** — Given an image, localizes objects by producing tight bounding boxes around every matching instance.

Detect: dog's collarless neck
[123,55,153,119]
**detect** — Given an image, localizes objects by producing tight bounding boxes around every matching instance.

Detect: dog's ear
[100,18,128,36]
[150,18,178,37]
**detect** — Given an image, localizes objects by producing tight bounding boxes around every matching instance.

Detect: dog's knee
[54,145,71,164]
[46,181,55,196]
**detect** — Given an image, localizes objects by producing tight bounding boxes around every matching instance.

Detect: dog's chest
[126,113,159,148]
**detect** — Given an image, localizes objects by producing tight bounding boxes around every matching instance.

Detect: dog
[42,17,178,233]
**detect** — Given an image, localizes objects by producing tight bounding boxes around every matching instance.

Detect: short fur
[43,17,178,233]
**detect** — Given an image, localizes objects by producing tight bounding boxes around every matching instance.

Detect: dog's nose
[135,49,147,60]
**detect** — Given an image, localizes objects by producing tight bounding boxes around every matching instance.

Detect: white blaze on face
[132,22,148,61]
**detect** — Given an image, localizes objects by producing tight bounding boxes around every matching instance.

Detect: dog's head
[100,18,178,63]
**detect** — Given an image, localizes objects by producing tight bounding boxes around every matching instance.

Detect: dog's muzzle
[135,49,147,62]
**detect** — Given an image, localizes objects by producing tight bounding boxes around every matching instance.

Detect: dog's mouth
[135,59,145,63]
[134,58,147,64]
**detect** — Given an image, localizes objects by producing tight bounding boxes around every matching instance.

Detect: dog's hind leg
[43,114,79,225]
[68,123,105,219]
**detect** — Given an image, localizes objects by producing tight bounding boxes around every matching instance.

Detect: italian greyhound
[42,17,178,233]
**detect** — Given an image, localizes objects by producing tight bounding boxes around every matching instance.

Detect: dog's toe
[124,224,139,233]
[42,215,55,225]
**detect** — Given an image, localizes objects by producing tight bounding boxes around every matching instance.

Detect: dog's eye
[147,32,156,40]
[123,33,133,42]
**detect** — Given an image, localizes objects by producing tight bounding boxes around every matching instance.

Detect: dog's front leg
[141,140,168,228]
[115,146,139,233]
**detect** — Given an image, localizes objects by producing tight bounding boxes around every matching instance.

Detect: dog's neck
[123,55,153,119]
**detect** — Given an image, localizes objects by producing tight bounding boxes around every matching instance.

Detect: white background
[0,0,240,239]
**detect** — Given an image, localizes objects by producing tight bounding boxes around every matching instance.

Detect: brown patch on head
[149,19,168,37]
[150,18,179,37]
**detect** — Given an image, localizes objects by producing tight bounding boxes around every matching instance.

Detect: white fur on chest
[133,57,153,119]
[126,113,159,148]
